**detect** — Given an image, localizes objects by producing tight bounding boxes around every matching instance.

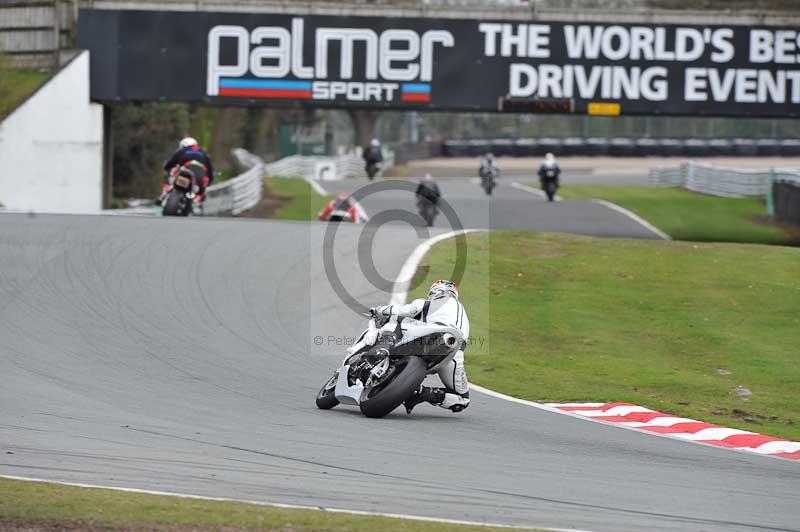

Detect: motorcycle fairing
[334,366,364,405]
[336,320,464,400]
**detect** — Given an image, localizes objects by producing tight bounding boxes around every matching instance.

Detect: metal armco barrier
[649,162,800,198]
[203,149,396,216]
[105,148,395,217]
[264,152,395,180]
[203,149,265,216]
[772,175,800,226]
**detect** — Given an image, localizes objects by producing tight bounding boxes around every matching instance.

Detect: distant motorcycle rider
[416,173,441,206]
[365,279,471,414]
[162,137,214,202]
[479,152,498,178]
[415,173,441,226]
[363,138,383,178]
[537,152,560,188]
[317,192,369,223]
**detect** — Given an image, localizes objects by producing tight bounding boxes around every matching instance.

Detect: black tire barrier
[607,137,636,157]
[779,140,800,157]
[563,137,587,156]
[491,138,515,157]
[537,137,563,154]
[658,138,684,157]
[708,139,732,157]
[467,140,488,157]
[683,139,711,157]
[441,141,465,157]
[441,137,800,158]
[585,137,609,156]
[636,138,661,156]
[773,180,800,226]
[393,141,443,164]
[733,138,759,157]
[756,139,782,157]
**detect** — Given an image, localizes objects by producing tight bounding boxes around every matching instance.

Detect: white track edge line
[476,393,799,463]
[507,184,670,241]
[391,229,486,305]
[392,231,798,464]
[509,181,561,201]
[590,199,671,240]
[0,475,591,532]
[304,177,328,196]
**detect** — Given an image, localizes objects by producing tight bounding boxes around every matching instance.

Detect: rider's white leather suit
[366,294,470,410]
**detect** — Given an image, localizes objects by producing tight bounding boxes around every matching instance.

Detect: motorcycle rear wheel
[359,356,427,418]
[163,190,188,216]
[544,182,556,202]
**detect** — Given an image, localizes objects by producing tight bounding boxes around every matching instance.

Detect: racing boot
[156,182,171,206]
[440,391,470,413]
[404,386,445,414]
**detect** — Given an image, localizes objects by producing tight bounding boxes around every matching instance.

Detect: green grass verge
[411,231,800,440]
[268,176,333,220]
[0,477,530,531]
[0,57,49,120]
[214,167,236,184]
[559,185,789,245]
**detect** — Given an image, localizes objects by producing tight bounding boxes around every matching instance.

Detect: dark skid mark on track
[2,215,800,532]
[123,426,797,532]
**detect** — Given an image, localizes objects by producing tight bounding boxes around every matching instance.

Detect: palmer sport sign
[205,21,451,104]
[78,9,800,117]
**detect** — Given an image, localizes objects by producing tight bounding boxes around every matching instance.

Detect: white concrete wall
[0,50,103,213]
[81,1,800,24]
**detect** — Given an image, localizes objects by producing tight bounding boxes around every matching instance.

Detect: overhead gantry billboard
[78,9,800,117]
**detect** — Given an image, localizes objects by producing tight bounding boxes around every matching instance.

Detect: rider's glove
[369,305,393,317]
[364,319,379,346]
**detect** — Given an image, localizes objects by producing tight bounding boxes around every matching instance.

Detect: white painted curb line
[0,234,597,532]
[391,229,486,306]
[508,182,670,241]
[510,181,561,201]
[0,475,589,532]
[391,230,797,464]
[304,177,328,196]
[590,199,671,241]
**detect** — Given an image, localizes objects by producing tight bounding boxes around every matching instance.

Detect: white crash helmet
[428,279,459,299]
[179,137,198,149]
[370,138,380,147]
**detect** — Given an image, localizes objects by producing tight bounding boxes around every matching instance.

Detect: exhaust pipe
[442,333,457,347]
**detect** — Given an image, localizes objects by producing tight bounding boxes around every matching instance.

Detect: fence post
[766,168,776,217]
[52,0,61,69]
[684,160,694,189]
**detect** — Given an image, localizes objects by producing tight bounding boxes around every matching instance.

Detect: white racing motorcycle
[315,314,464,418]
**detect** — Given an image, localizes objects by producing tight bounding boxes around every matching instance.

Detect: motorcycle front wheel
[315,373,340,410]
[359,356,427,418]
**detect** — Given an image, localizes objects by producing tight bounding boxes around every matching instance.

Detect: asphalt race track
[331,177,661,238]
[1,182,799,532]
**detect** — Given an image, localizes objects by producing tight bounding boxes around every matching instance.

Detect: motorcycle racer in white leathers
[360,279,471,414]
